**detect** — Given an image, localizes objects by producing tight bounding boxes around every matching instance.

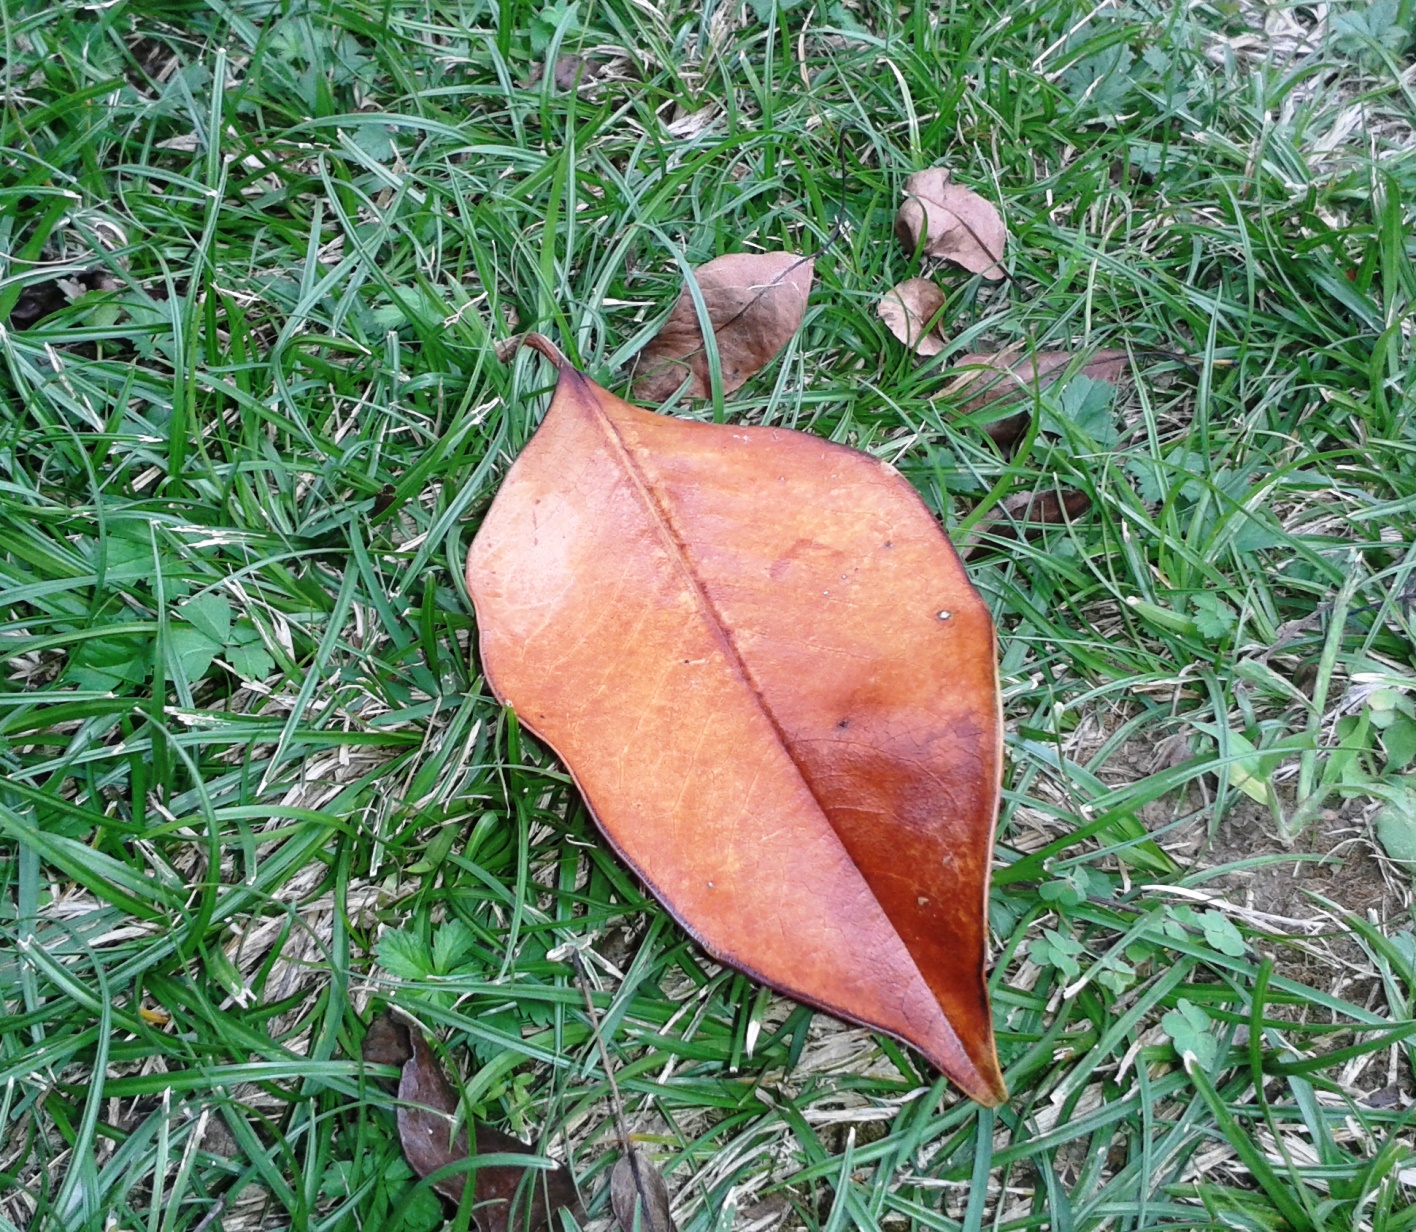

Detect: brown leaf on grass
[466,335,1007,1106]
[523,55,604,89]
[945,350,1131,414]
[894,169,1006,280]
[961,489,1091,560]
[362,1009,414,1068]
[876,278,947,357]
[630,251,814,404]
[361,1012,582,1232]
[494,334,526,364]
[610,1148,676,1232]
[941,349,1131,451]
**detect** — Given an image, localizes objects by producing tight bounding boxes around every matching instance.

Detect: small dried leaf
[631,251,814,404]
[362,1013,581,1232]
[610,1148,676,1232]
[876,278,947,357]
[962,489,1091,560]
[524,55,604,89]
[470,1121,582,1232]
[980,410,1032,453]
[944,350,1131,414]
[894,169,1006,279]
[555,55,603,88]
[495,334,527,364]
[395,1029,470,1202]
[362,1010,414,1069]
[940,349,1131,451]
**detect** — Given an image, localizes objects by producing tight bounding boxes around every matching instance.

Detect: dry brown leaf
[523,55,604,89]
[961,489,1091,560]
[610,1148,676,1232]
[876,278,947,357]
[631,251,814,404]
[466,335,1007,1106]
[362,1009,414,1067]
[494,334,526,364]
[941,349,1131,451]
[361,1012,582,1232]
[895,168,1006,280]
[945,349,1131,414]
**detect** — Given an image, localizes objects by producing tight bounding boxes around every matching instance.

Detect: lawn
[2,0,1415,1229]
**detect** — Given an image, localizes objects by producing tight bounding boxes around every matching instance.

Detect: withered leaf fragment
[962,489,1092,561]
[494,334,526,365]
[523,55,604,89]
[631,251,814,404]
[895,169,1006,280]
[877,278,947,357]
[944,350,1131,414]
[610,1148,676,1232]
[361,1012,582,1232]
[941,349,1131,452]
[466,336,1006,1105]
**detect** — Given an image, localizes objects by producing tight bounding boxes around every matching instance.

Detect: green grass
[2,0,1415,1229]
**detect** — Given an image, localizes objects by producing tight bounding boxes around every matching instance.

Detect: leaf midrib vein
[573,371,942,998]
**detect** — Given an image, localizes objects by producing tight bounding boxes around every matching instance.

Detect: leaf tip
[497,332,568,369]
[970,1068,1009,1108]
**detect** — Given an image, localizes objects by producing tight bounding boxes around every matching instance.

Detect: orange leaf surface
[466,336,1006,1105]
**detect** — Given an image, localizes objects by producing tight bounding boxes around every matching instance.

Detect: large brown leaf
[894,169,1006,280]
[361,1012,582,1232]
[466,335,1006,1105]
[631,251,814,404]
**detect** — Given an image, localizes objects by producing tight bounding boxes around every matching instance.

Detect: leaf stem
[569,950,632,1154]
